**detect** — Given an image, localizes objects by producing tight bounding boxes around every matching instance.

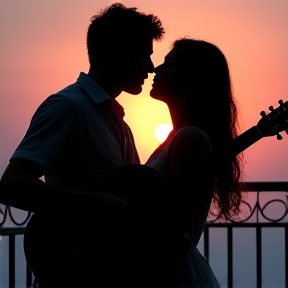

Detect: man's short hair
[87,3,165,66]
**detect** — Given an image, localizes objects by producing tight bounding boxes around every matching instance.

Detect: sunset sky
[0,1,287,287]
[1,0,288,182]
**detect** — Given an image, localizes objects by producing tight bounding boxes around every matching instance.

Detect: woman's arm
[166,127,216,239]
[168,127,211,177]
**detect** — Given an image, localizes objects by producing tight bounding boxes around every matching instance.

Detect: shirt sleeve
[11,94,77,174]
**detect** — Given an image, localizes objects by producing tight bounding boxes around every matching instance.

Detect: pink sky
[0,0,288,181]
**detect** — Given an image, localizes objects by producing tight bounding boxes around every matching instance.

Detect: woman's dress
[145,126,221,288]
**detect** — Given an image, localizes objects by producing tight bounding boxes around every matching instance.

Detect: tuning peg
[269,106,274,111]
[260,111,266,117]
[277,133,283,140]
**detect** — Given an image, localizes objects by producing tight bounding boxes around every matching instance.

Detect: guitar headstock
[257,99,288,140]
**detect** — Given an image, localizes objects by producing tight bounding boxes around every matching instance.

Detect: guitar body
[102,163,168,199]
[24,164,191,287]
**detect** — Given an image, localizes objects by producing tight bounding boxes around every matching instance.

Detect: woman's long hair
[173,38,245,218]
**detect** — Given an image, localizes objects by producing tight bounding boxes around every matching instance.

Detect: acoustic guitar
[23,99,288,287]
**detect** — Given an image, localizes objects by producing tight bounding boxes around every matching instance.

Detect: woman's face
[150,47,184,103]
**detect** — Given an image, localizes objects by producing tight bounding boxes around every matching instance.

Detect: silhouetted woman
[145,38,245,287]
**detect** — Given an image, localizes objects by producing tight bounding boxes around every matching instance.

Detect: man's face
[115,37,154,95]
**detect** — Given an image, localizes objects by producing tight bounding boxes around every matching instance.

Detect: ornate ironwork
[0,182,288,227]
[0,205,32,227]
[207,181,288,223]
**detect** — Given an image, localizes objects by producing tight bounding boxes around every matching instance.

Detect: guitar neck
[216,125,263,160]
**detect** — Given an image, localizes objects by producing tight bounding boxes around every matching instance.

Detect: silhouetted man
[0,3,165,287]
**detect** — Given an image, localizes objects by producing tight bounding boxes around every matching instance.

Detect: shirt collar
[77,72,125,118]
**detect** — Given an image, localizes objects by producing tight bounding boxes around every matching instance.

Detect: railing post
[285,226,288,288]
[256,226,262,288]
[9,234,15,288]
[203,225,209,260]
[227,226,233,288]
[26,262,33,288]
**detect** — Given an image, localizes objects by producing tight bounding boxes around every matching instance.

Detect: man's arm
[1,158,46,211]
[0,158,130,213]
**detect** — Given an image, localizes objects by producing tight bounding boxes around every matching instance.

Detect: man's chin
[124,85,143,95]
[149,88,157,98]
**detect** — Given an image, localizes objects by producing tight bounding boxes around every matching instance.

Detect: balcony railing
[1,182,288,288]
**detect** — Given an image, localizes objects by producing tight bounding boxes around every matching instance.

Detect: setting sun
[154,123,173,143]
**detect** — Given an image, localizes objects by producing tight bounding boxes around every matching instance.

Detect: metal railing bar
[9,235,15,288]
[203,225,209,260]
[242,182,288,191]
[256,226,262,288]
[227,226,233,288]
[26,262,33,288]
[0,227,26,235]
[206,223,287,228]
[286,227,288,288]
